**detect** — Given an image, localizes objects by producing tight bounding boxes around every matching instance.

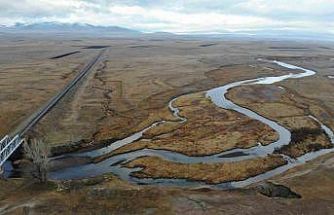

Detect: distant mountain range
[0,22,141,36]
[0,22,333,41]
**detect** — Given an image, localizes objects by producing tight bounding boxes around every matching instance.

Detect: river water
[46,60,334,189]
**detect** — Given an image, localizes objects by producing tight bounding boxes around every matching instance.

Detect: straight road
[14,48,107,137]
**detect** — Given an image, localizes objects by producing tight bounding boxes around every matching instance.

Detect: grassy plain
[226,82,334,158]
[1,35,334,214]
[1,153,334,214]
[124,155,286,184]
[0,37,99,136]
[95,91,278,161]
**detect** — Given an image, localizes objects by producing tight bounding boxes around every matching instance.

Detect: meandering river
[47,60,334,189]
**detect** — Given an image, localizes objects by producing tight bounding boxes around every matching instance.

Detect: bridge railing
[0,135,24,167]
[0,135,10,152]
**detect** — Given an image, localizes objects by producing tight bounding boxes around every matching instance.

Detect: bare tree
[24,139,50,183]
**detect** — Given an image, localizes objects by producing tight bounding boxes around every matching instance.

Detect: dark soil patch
[219,151,248,158]
[274,127,332,158]
[256,182,301,198]
[83,46,110,49]
[199,43,217,47]
[50,51,80,59]
[290,127,323,144]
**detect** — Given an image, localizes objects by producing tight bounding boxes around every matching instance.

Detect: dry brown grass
[94,92,278,162]
[227,84,334,157]
[1,36,334,215]
[2,154,334,214]
[0,39,100,137]
[124,155,287,184]
[0,175,173,215]
[274,127,332,158]
[21,39,301,148]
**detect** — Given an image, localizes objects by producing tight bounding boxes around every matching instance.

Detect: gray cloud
[0,0,333,33]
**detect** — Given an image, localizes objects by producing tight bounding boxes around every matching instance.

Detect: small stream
[45,60,334,188]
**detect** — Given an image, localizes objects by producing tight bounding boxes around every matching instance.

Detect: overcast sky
[0,0,333,33]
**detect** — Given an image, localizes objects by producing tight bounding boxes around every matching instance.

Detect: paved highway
[16,48,106,137]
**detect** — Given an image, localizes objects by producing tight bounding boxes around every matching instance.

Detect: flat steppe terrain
[1,35,334,214]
